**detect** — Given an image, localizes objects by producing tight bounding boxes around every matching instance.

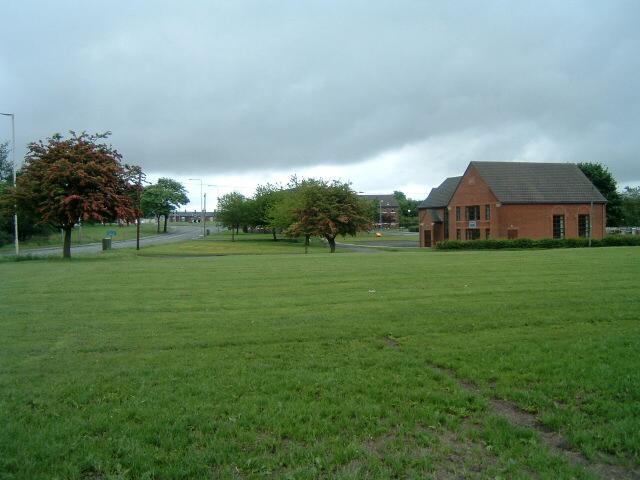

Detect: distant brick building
[359,194,400,228]
[419,162,607,247]
[168,211,216,223]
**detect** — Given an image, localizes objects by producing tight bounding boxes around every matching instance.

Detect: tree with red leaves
[15,132,139,258]
[286,178,372,253]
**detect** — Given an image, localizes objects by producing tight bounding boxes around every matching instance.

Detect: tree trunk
[304,234,310,254]
[272,228,277,241]
[63,226,72,259]
[163,214,168,233]
[326,235,336,253]
[156,214,160,233]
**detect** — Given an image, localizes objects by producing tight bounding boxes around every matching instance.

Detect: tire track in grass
[430,365,640,480]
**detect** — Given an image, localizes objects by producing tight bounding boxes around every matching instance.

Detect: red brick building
[419,162,607,247]
[359,194,401,228]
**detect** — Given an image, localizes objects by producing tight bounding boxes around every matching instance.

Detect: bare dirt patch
[334,423,497,479]
[383,335,400,349]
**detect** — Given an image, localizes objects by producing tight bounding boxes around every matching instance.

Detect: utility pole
[203,192,207,237]
[1,113,18,256]
[137,170,142,250]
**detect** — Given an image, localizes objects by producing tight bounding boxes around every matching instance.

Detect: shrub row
[435,235,640,250]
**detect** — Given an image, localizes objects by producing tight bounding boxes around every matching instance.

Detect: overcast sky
[1,1,639,209]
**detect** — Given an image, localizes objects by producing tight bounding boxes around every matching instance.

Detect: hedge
[435,235,640,250]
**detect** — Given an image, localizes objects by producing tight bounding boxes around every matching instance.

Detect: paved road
[8,227,416,257]
[8,225,213,257]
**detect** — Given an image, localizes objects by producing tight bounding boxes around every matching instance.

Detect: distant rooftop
[359,194,400,207]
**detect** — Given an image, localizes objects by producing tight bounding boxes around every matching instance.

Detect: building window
[456,229,461,240]
[485,228,490,239]
[465,205,480,221]
[485,204,491,220]
[456,206,461,221]
[553,215,565,239]
[465,228,480,240]
[443,209,449,240]
[578,214,590,238]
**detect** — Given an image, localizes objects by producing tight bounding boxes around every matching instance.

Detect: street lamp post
[1,113,18,256]
[136,169,142,250]
[188,178,205,239]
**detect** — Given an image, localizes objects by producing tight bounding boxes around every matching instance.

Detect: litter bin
[102,238,112,250]
[206,228,210,236]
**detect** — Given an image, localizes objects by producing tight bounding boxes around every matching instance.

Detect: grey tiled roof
[359,194,400,207]
[470,162,607,204]
[419,176,462,208]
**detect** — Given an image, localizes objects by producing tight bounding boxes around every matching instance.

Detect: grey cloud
[1,0,639,184]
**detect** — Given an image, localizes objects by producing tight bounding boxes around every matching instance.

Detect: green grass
[140,231,333,256]
[1,247,639,478]
[342,230,419,245]
[0,223,162,252]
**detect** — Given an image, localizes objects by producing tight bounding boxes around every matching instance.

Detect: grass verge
[0,223,162,253]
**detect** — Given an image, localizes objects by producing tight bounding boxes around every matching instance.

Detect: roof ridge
[470,160,577,166]
[472,161,606,203]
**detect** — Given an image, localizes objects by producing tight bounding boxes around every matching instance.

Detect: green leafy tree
[267,189,297,236]
[0,142,12,246]
[287,179,372,253]
[0,141,56,245]
[253,183,284,240]
[141,178,189,233]
[363,198,379,224]
[241,197,259,233]
[621,186,640,227]
[13,132,139,258]
[577,162,623,226]
[141,184,167,233]
[0,141,10,182]
[393,190,419,227]
[217,192,247,241]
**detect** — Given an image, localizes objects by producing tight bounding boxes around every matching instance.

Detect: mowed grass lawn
[1,247,639,478]
[140,232,331,256]
[340,230,419,245]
